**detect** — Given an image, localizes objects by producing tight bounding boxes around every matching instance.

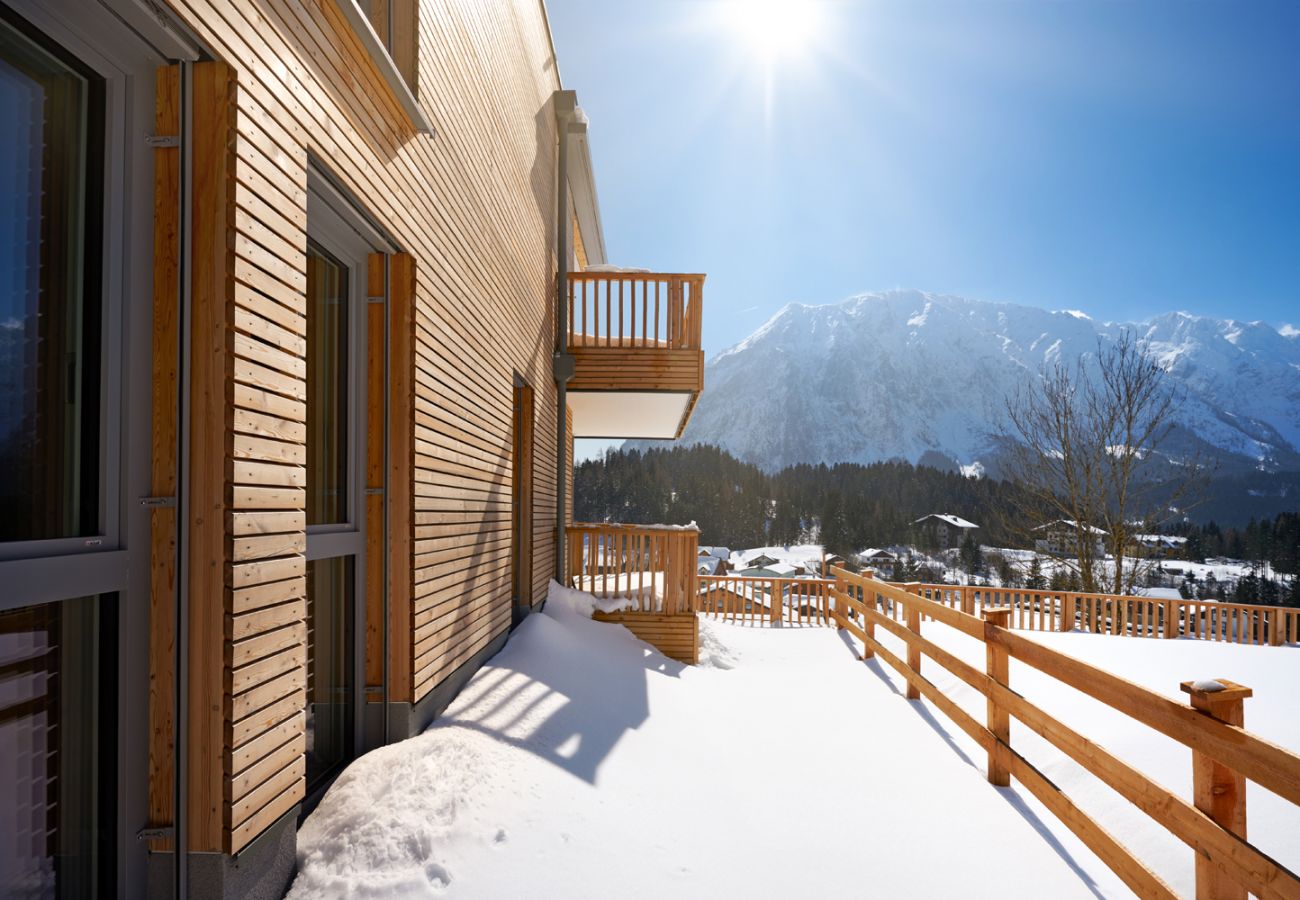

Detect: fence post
[1164,601,1178,639]
[1269,609,1284,647]
[904,597,921,700]
[770,580,781,626]
[1180,679,1252,900]
[961,585,975,616]
[860,570,875,659]
[983,607,1013,787]
[1060,593,1075,632]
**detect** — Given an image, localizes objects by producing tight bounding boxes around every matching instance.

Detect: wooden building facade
[0,0,703,896]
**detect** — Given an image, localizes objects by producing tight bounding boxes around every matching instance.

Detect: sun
[727,0,822,63]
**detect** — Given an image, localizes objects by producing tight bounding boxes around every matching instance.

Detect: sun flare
[727,0,822,63]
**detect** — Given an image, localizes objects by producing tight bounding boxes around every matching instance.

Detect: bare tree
[999,332,1203,595]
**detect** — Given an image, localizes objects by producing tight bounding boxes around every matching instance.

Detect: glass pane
[305,241,349,526]
[305,557,353,792]
[0,14,102,543]
[0,596,111,897]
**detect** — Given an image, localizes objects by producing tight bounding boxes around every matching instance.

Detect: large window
[0,11,104,543]
[0,596,114,897]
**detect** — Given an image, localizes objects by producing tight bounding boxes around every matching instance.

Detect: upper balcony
[565,271,705,439]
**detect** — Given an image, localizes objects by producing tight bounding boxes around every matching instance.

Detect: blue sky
[548,0,1300,361]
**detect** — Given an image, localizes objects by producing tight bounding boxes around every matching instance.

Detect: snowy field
[287,586,1299,899]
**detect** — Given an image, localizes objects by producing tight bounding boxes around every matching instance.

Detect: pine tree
[1025,556,1046,590]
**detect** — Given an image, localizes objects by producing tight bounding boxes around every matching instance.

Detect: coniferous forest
[574,446,1300,580]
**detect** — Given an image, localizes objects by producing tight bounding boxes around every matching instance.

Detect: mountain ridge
[631,289,1300,479]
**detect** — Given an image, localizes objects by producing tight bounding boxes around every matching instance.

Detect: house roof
[699,546,731,559]
[1034,520,1108,535]
[914,514,979,530]
[860,548,898,561]
[697,557,723,576]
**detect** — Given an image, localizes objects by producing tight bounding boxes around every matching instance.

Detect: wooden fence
[696,575,835,626]
[886,580,1300,647]
[567,271,704,350]
[566,523,699,614]
[831,567,1300,900]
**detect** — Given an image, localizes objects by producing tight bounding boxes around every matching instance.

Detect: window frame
[335,0,433,135]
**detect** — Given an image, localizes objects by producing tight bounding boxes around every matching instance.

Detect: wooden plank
[147,63,181,851]
[188,59,235,855]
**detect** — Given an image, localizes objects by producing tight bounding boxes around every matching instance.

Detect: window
[0,11,104,544]
[304,557,354,793]
[0,596,115,896]
[305,241,350,527]
[511,384,534,625]
[359,0,417,92]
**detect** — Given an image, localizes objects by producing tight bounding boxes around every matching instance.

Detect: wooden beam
[188,60,236,854]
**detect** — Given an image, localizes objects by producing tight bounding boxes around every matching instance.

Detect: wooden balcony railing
[830,568,1300,899]
[567,272,704,351]
[696,575,835,626]
[565,522,699,614]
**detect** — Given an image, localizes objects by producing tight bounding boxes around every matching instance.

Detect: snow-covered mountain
[648,290,1300,475]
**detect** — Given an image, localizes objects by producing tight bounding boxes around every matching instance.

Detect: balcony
[565,522,700,662]
[565,271,705,439]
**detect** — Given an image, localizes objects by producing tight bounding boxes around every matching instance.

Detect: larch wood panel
[591,613,699,665]
[188,60,236,854]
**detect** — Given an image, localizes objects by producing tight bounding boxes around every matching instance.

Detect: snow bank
[290,585,1160,899]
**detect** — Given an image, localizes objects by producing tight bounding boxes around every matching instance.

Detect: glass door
[303,195,369,803]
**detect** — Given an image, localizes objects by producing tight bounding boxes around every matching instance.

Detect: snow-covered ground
[288,585,1299,899]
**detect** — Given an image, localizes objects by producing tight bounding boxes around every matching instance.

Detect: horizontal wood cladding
[161,0,569,853]
[226,56,310,856]
[568,347,705,393]
[591,612,700,665]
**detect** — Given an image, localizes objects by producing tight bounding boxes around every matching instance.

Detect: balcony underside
[567,389,698,439]
[565,271,705,439]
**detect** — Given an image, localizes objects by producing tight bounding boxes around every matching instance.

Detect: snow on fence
[894,581,1300,647]
[565,523,699,614]
[696,575,835,626]
[831,567,1300,900]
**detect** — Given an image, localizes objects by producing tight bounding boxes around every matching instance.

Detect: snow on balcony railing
[565,522,699,614]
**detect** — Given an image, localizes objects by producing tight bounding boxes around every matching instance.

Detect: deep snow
[287,584,1299,899]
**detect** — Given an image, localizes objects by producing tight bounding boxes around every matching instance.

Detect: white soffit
[568,392,692,439]
[567,121,607,266]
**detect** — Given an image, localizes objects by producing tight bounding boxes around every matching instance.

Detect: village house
[859,548,899,577]
[0,1,704,896]
[913,513,979,549]
[1129,533,1189,560]
[1034,520,1109,558]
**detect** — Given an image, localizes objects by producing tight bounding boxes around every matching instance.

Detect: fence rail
[565,523,699,614]
[884,580,1300,647]
[696,575,835,626]
[567,272,704,351]
[831,567,1300,900]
